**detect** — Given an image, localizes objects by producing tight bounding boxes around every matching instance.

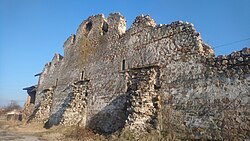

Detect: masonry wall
[30,13,249,140]
[158,47,249,140]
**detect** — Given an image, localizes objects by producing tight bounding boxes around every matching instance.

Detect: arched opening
[102,22,108,33]
[86,22,92,32]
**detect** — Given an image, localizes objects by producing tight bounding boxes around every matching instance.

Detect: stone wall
[125,66,161,131]
[27,13,249,140]
[28,87,54,124]
[157,47,250,140]
[60,80,89,127]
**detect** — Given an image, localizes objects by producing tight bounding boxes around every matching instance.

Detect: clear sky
[0,0,249,107]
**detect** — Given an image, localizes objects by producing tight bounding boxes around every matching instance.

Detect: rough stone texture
[28,87,54,123]
[22,103,35,120]
[125,66,161,131]
[22,85,37,120]
[60,80,89,127]
[26,13,250,140]
[158,47,250,140]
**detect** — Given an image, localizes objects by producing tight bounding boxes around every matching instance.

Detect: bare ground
[0,120,163,141]
[0,120,69,141]
[0,120,108,141]
[0,120,42,141]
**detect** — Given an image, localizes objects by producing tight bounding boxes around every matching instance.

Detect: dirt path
[0,128,41,141]
[0,120,44,141]
[0,120,106,141]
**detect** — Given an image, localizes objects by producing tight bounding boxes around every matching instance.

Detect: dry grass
[0,118,188,141]
[35,125,106,141]
[63,126,106,141]
[0,119,23,130]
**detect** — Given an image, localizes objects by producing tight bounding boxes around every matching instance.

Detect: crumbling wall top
[107,12,126,36]
[131,14,156,28]
[75,14,106,42]
[63,34,75,48]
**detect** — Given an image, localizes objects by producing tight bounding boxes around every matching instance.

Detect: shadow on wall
[41,88,128,134]
[44,92,72,129]
[87,94,128,134]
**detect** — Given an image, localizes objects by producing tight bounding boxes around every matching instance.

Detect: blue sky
[0,0,249,107]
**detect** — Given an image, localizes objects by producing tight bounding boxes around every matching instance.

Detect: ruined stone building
[22,85,37,119]
[23,13,250,140]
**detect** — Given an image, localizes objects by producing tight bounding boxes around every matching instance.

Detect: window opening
[122,60,126,71]
[81,71,84,80]
[86,22,92,32]
[55,78,58,86]
[102,22,108,33]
